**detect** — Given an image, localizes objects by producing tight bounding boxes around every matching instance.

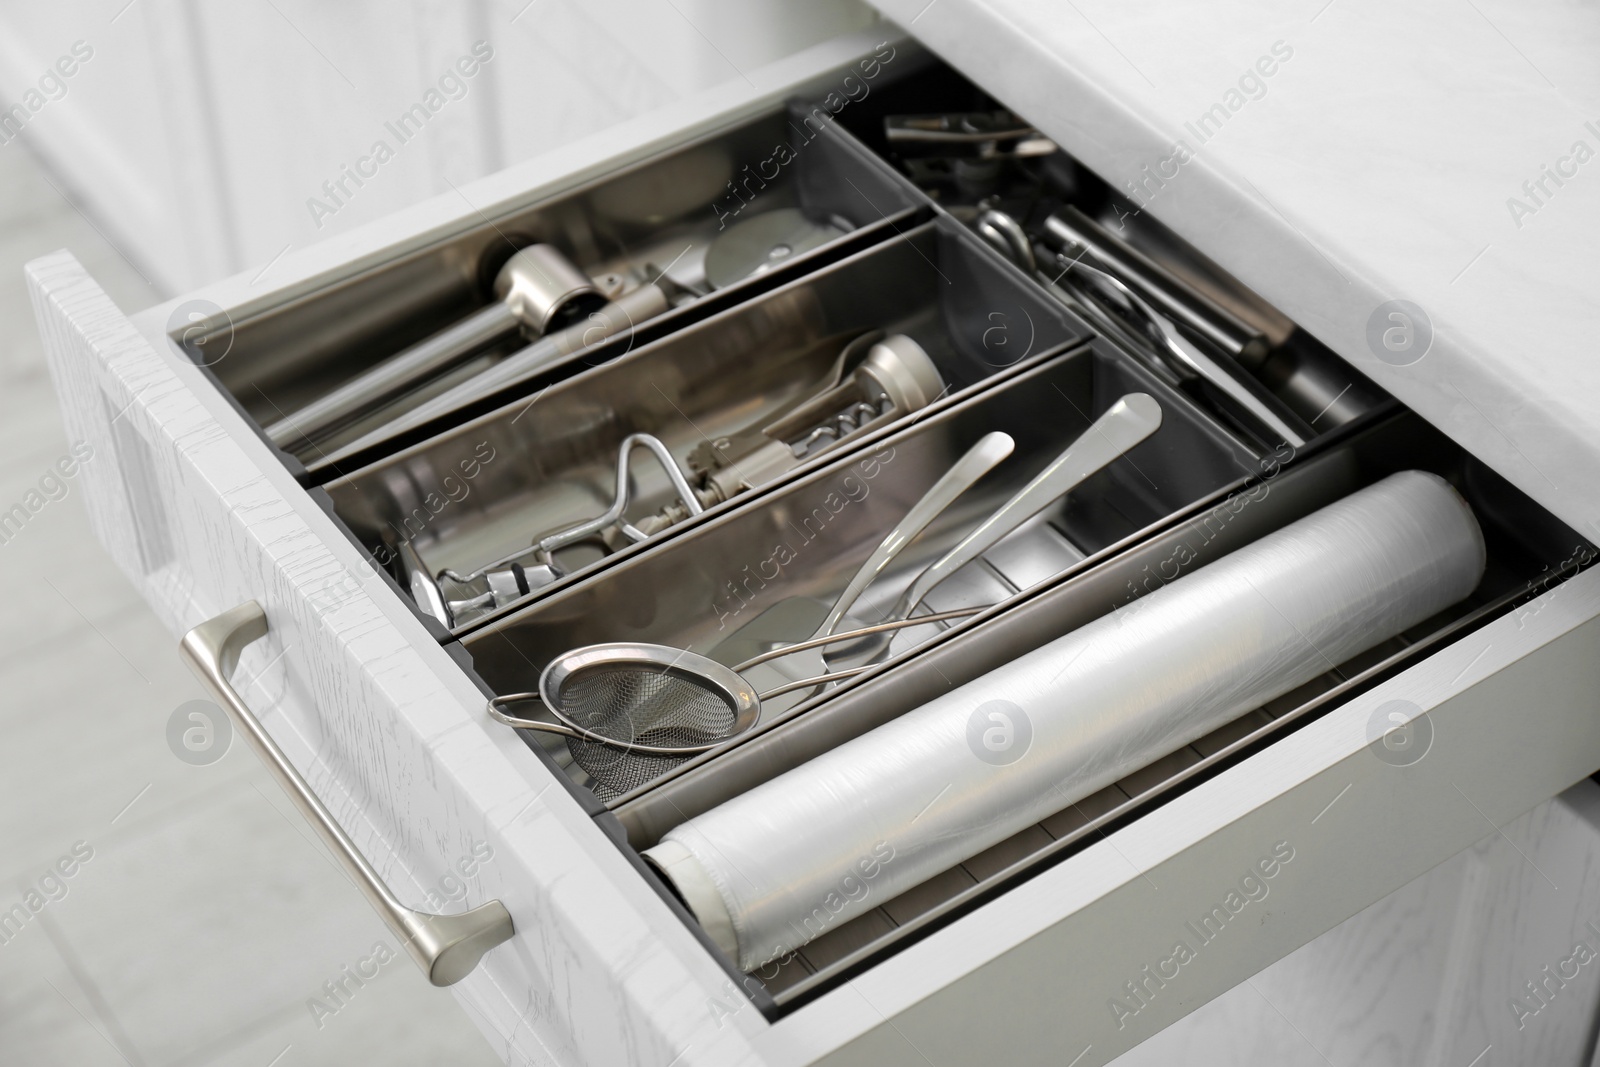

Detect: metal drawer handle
[180,601,514,986]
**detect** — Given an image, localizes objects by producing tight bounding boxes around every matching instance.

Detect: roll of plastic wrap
[644,471,1486,971]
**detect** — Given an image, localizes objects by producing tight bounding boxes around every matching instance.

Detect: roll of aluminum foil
[644,470,1486,971]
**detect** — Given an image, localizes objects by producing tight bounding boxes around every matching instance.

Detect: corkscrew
[403,333,944,626]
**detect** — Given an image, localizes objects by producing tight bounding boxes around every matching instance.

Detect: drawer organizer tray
[323,216,1088,633]
[459,336,1591,1006]
[607,408,1591,1004]
[185,99,932,479]
[462,340,1255,770]
[33,37,1600,1066]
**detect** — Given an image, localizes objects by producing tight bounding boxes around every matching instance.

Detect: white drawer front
[29,256,769,1064]
[779,566,1600,1065]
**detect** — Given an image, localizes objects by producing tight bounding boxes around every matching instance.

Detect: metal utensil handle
[733,607,984,672]
[897,393,1163,616]
[444,432,702,583]
[179,602,513,987]
[811,431,1014,640]
[1063,258,1306,448]
[757,664,875,701]
[266,302,518,451]
[486,693,729,757]
[1044,207,1268,365]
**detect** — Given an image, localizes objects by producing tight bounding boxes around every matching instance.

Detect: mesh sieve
[553,662,745,798]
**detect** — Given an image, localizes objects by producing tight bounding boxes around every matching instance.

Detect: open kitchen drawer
[29,23,1600,1067]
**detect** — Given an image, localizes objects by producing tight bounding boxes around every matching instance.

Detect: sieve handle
[487,693,582,737]
[487,692,734,757]
[180,602,514,987]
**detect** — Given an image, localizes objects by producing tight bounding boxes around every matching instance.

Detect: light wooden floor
[0,142,500,1065]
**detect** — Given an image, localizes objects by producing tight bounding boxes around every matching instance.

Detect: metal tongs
[972,206,1308,449]
[1053,255,1306,448]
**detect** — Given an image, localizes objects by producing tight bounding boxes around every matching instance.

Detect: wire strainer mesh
[553,663,744,798]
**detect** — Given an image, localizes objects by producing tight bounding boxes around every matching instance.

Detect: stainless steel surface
[463,346,1256,807]
[680,332,945,515]
[493,244,602,332]
[399,539,453,626]
[326,218,1090,633]
[814,431,1013,640]
[179,602,514,987]
[974,207,1035,273]
[732,431,1014,701]
[646,471,1487,970]
[1057,202,1387,434]
[960,204,1308,449]
[496,620,961,799]
[414,333,943,626]
[489,642,762,798]
[729,608,985,673]
[826,391,1163,669]
[704,207,848,289]
[440,433,703,587]
[609,440,1352,851]
[610,398,1590,1002]
[202,103,929,438]
[265,301,518,451]
[487,644,760,753]
[1054,254,1308,448]
[1044,206,1268,367]
[897,391,1159,616]
[313,281,676,470]
[267,245,601,453]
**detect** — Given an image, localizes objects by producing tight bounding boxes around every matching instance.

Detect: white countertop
[876,0,1600,542]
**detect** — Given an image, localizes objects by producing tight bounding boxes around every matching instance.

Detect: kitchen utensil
[969,206,1307,448]
[402,433,703,627]
[269,244,604,453]
[1052,253,1307,447]
[401,333,945,627]
[645,470,1488,971]
[722,431,1014,700]
[704,208,847,289]
[823,391,1163,670]
[307,278,676,473]
[661,333,942,529]
[488,610,983,799]
[1042,206,1269,367]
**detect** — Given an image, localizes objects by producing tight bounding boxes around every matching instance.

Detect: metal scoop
[488,644,759,799]
[486,619,969,798]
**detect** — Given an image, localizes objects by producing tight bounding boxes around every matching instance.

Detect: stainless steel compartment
[460,343,1257,793]
[325,217,1090,631]
[823,61,1390,450]
[615,409,1592,1004]
[180,100,932,467]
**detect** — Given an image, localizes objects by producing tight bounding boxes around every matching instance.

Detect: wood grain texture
[791,572,1600,1067]
[1107,782,1600,1066]
[27,249,776,1066]
[33,243,1600,1066]
[868,0,1600,545]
